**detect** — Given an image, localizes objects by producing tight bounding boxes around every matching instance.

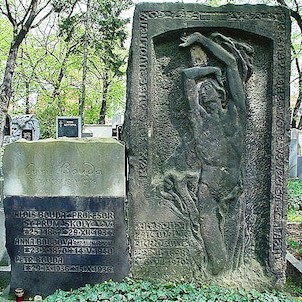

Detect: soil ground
[287,223,302,260]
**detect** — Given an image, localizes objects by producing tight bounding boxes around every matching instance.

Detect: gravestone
[83,124,112,138]
[297,156,302,180]
[11,115,40,143]
[4,115,11,137]
[124,3,290,289]
[289,129,299,178]
[56,117,81,138]
[3,138,128,298]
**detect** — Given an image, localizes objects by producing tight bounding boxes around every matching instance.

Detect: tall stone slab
[124,3,290,288]
[3,138,129,298]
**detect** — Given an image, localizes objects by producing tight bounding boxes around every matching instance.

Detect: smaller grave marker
[56,117,81,138]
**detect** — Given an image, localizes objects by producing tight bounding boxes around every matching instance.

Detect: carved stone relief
[124,3,290,288]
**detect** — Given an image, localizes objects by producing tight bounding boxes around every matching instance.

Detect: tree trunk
[292,90,302,129]
[79,0,90,126]
[98,72,109,124]
[25,81,30,114]
[51,53,70,116]
[0,0,50,146]
[291,50,302,128]
[0,45,19,146]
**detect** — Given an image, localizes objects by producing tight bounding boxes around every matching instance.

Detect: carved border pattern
[137,13,149,178]
[269,15,289,284]
[139,10,282,22]
[136,8,288,283]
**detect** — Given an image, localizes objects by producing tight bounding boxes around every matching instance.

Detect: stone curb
[286,252,302,273]
[286,252,302,284]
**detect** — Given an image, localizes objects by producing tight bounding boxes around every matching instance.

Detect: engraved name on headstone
[5,196,128,297]
[4,139,125,197]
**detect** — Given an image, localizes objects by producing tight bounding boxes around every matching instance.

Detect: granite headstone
[4,196,128,297]
[3,138,128,298]
[56,117,81,138]
[11,115,40,143]
[124,3,290,289]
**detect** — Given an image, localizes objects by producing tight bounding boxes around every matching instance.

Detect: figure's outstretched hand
[179,32,203,48]
[210,32,232,44]
[209,32,224,40]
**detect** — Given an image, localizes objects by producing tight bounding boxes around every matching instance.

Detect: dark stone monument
[4,196,128,297]
[56,116,81,138]
[3,139,128,298]
[124,3,290,289]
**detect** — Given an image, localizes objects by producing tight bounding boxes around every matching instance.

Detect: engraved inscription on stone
[5,196,129,297]
[14,210,114,273]
[14,209,115,273]
[24,161,103,192]
[3,138,125,197]
[133,222,190,267]
[13,210,115,273]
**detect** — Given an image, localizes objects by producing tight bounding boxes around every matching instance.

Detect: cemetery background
[0,0,301,301]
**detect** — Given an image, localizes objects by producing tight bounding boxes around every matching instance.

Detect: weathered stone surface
[124,3,290,288]
[11,115,40,143]
[4,196,129,297]
[3,138,125,197]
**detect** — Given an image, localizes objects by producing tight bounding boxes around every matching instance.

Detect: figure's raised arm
[180,32,247,113]
[182,66,222,86]
[180,32,236,67]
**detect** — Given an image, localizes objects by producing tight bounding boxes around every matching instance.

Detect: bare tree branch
[19,0,27,12]
[4,0,16,26]
[276,0,302,30]
[0,5,9,19]
[36,0,51,15]
[31,9,52,28]
[19,0,35,27]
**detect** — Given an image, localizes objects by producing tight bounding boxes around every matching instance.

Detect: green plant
[43,278,296,302]
[287,239,302,260]
[288,180,302,210]
[285,278,302,297]
[288,239,300,249]
[287,209,302,223]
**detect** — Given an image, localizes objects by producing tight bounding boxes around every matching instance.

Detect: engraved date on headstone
[4,196,129,296]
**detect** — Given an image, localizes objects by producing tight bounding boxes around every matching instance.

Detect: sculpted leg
[198,183,227,275]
